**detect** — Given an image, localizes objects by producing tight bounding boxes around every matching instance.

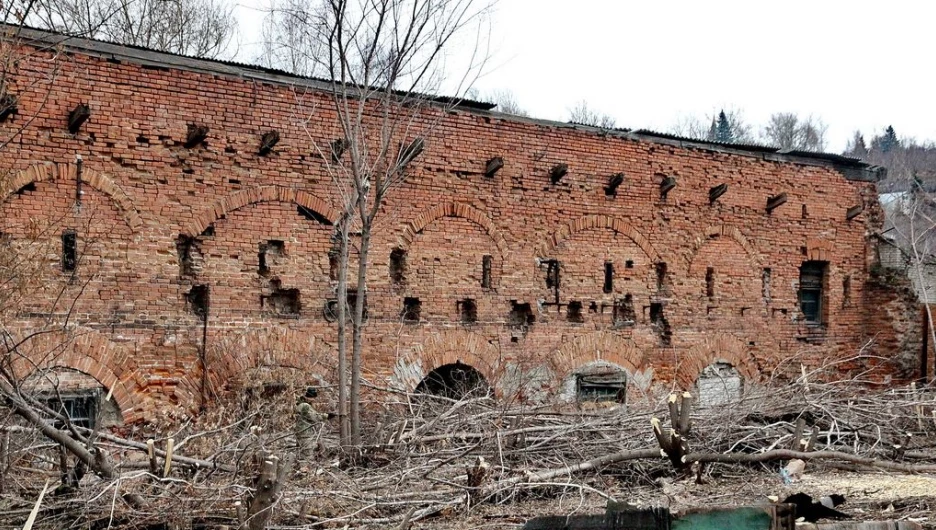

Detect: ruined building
[0,28,925,425]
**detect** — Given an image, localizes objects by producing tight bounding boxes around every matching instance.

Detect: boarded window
[576,370,626,404]
[799,261,827,323]
[696,362,743,407]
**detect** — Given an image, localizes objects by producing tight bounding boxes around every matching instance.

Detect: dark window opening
[588,301,599,313]
[802,204,808,219]
[567,300,584,323]
[262,281,301,316]
[762,268,772,303]
[625,260,634,269]
[481,255,493,289]
[186,285,210,317]
[576,371,626,404]
[297,205,332,225]
[655,262,668,293]
[705,267,715,299]
[799,261,827,324]
[175,234,198,277]
[390,248,406,284]
[47,394,97,429]
[402,297,421,322]
[415,361,490,400]
[544,259,560,289]
[62,230,77,273]
[650,302,672,346]
[508,301,535,328]
[603,261,614,294]
[612,295,635,327]
[459,298,478,323]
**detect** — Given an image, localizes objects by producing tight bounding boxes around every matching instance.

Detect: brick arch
[0,162,143,232]
[538,214,660,262]
[686,224,762,271]
[8,326,146,423]
[206,326,334,393]
[180,186,340,237]
[550,331,649,378]
[675,333,761,391]
[397,202,508,258]
[391,329,501,393]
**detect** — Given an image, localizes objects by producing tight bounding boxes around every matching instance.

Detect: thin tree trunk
[350,221,371,445]
[336,219,351,448]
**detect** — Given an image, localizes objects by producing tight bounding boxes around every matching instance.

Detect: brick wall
[0,34,915,422]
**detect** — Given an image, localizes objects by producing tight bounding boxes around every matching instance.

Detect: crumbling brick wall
[0,33,906,421]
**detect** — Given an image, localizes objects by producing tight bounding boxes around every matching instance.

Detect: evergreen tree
[844,131,868,159]
[706,116,718,141]
[880,125,899,153]
[715,110,733,143]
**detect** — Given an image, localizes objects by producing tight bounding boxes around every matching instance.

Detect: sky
[231,0,936,152]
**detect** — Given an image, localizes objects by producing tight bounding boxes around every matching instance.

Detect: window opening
[705,267,715,299]
[390,248,406,284]
[567,300,584,323]
[612,295,635,326]
[576,370,626,403]
[459,298,478,323]
[402,297,421,322]
[62,230,77,272]
[603,261,614,294]
[798,261,827,324]
[481,255,492,289]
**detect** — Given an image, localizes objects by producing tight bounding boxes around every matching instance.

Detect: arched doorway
[415,361,491,400]
[695,362,743,407]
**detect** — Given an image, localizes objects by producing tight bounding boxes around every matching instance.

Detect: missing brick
[508,301,535,329]
[402,297,421,322]
[258,240,285,277]
[459,298,478,323]
[262,280,300,316]
[390,248,406,284]
[186,285,209,317]
[649,302,671,345]
[175,234,198,277]
[612,295,635,327]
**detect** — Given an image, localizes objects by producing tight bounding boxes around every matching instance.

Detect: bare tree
[267,0,488,446]
[487,88,527,117]
[669,107,754,144]
[568,99,615,129]
[23,0,238,58]
[761,112,827,152]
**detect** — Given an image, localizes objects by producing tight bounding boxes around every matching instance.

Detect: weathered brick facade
[0,29,914,423]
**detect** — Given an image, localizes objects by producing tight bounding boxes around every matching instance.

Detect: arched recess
[7,326,145,423]
[205,326,334,394]
[180,186,340,238]
[391,329,500,394]
[675,333,762,391]
[686,224,762,272]
[0,162,143,232]
[397,202,509,259]
[550,331,648,377]
[538,214,660,262]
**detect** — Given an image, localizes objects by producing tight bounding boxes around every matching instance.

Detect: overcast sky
[232,0,936,152]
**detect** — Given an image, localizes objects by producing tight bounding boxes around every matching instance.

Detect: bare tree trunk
[243,452,293,530]
[336,219,351,448]
[350,221,371,445]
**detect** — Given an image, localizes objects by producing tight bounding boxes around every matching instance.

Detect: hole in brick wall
[705,267,715,299]
[225,145,236,153]
[229,178,241,185]
[390,248,406,284]
[346,290,368,320]
[649,302,671,345]
[459,298,478,323]
[186,284,209,317]
[612,295,635,327]
[15,182,35,195]
[416,361,490,400]
[481,255,492,289]
[625,260,634,269]
[136,135,150,144]
[567,300,584,323]
[508,301,535,328]
[762,268,772,303]
[297,205,332,225]
[329,251,343,281]
[402,297,421,322]
[603,261,614,294]
[61,229,77,273]
[656,262,669,294]
[802,204,808,219]
[263,280,301,316]
[257,240,284,277]
[175,235,197,277]
[588,301,598,313]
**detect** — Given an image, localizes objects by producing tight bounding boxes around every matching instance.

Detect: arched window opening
[415,361,490,400]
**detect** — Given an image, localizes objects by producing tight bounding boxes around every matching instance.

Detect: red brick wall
[0,39,910,421]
